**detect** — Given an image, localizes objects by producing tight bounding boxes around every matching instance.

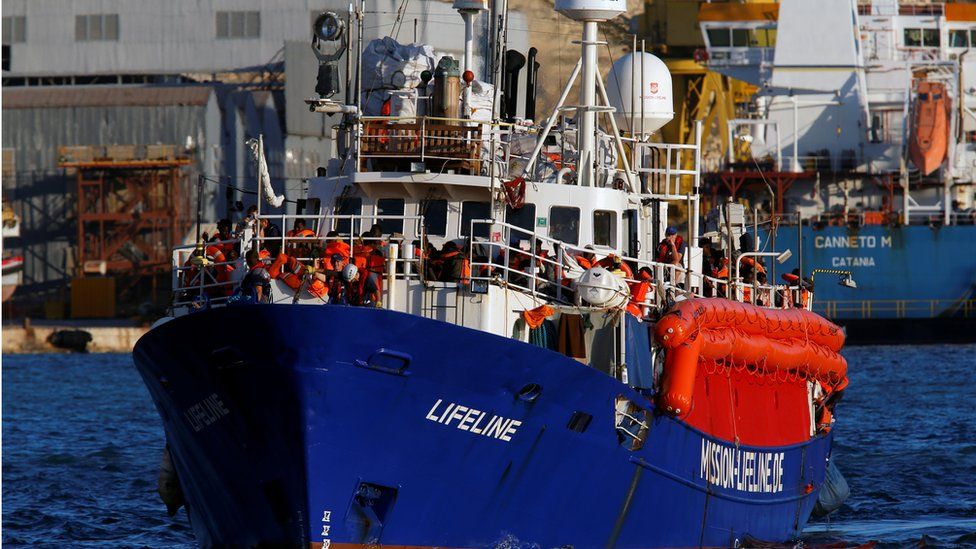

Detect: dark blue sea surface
[2,346,975,547]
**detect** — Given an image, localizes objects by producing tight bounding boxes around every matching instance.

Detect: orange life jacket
[597,256,634,279]
[322,241,352,269]
[626,280,651,317]
[574,255,593,269]
[741,256,767,274]
[269,253,327,298]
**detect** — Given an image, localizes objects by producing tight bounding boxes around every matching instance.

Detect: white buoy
[605,52,674,134]
[576,267,629,308]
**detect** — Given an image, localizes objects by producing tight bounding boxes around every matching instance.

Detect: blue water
[2,347,975,547]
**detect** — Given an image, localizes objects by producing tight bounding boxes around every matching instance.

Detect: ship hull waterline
[134,304,831,548]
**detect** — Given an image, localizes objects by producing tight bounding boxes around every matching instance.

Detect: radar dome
[605,52,674,134]
[554,0,626,22]
[452,0,487,11]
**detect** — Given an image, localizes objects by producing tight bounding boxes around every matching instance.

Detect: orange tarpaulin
[946,3,976,21]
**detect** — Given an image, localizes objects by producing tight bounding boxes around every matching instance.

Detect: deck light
[313,12,344,42]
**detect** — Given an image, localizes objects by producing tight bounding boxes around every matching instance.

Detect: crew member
[656,226,685,266]
[259,216,283,257]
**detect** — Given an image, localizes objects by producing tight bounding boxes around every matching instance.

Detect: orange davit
[908,81,949,176]
[653,298,847,417]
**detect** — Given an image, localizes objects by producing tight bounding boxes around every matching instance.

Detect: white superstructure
[699,0,976,223]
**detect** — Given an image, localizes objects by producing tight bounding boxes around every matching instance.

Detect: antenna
[554,0,625,187]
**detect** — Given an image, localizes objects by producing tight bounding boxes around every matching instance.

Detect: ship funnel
[605,52,674,134]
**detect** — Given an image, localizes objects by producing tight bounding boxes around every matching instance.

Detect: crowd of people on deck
[185,209,388,307]
[183,209,814,312]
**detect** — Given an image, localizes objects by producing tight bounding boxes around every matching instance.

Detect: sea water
[2,346,975,547]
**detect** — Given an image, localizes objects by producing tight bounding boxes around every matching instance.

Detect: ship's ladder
[421,282,462,324]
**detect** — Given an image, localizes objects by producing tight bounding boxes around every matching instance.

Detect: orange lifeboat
[908,81,949,176]
[653,298,847,418]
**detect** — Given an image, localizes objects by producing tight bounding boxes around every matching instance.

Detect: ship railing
[631,130,702,201]
[467,219,804,312]
[357,115,516,178]
[819,298,976,320]
[171,215,432,310]
[170,238,243,308]
[812,210,893,227]
[251,212,428,278]
[858,3,944,16]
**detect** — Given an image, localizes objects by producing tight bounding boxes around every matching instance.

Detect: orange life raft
[653,298,847,417]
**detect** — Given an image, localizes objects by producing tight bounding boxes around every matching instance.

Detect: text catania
[700,440,785,494]
[425,399,522,442]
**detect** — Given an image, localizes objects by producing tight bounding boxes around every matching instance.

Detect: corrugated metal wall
[0,91,288,305]
[1,104,210,173]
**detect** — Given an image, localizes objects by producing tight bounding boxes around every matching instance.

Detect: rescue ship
[135,1,851,546]
[692,0,976,333]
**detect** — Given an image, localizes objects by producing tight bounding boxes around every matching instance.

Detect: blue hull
[761,225,976,319]
[134,305,831,548]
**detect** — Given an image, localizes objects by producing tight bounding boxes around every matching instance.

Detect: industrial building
[1,0,529,316]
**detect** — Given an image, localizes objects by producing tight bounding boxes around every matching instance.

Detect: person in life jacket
[352,232,386,273]
[214,248,239,297]
[782,268,814,308]
[597,253,635,280]
[656,226,685,265]
[268,252,328,299]
[572,245,598,270]
[209,218,236,256]
[337,263,381,306]
[322,230,351,270]
[240,249,272,303]
[710,252,730,298]
[193,244,233,298]
[437,241,471,284]
[626,267,654,318]
[286,218,316,259]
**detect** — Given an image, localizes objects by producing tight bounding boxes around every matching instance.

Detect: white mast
[555,0,625,187]
[453,0,487,118]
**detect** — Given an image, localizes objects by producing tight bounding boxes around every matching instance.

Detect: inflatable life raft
[653,298,847,417]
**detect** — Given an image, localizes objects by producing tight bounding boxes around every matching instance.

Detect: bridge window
[376,198,405,235]
[505,204,536,243]
[549,206,580,245]
[593,210,616,247]
[420,199,448,237]
[950,29,969,48]
[904,28,939,48]
[731,28,749,47]
[460,201,490,238]
[705,26,775,48]
[707,28,731,47]
[334,197,362,235]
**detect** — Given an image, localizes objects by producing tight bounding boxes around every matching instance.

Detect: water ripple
[3,346,975,547]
